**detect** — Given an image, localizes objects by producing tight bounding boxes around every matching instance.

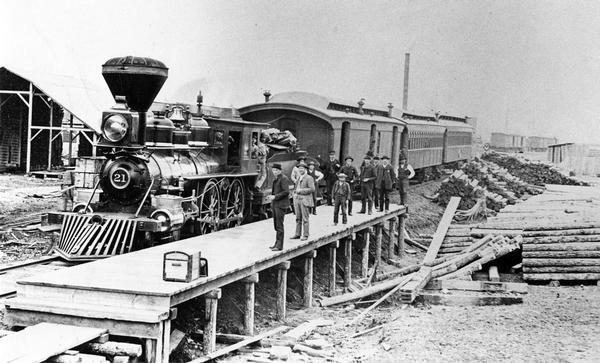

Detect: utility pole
[402,53,410,110]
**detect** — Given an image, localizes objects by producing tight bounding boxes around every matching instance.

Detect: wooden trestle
[3,205,406,363]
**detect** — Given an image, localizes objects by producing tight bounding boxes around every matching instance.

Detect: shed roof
[0,66,114,133]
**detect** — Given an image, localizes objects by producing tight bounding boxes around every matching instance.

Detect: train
[48,56,303,261]
[490,132,557,153]
[239,91,475,179]
[47,57,475,261]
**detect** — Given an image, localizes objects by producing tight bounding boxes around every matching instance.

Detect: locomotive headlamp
[103,114,129,142]
[151,210,172,232]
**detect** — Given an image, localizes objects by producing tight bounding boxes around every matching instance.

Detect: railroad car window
[214,130,225,146]
[369,124,377,153]
[377,131,381,154]
[251,132,258,158]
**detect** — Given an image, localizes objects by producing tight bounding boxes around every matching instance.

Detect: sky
[2,0,600,143]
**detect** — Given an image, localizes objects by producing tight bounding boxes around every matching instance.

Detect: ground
[1,174,599,362]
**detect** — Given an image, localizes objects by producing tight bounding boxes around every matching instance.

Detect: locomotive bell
[99,56,168,148]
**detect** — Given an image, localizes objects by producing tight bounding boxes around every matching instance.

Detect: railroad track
[0,255,76,298]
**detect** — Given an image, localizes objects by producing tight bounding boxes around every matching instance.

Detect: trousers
[373,188,380,208]
[272,204,286,249]
[379,189,391,211]
[360,183,373,213]
[293,198,310,237]
[333,196,348,224]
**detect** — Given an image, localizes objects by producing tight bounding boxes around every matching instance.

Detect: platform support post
[203,288,222,354]
[398,213,406,259]
[144,339,157,363]
[242,274,259,335]
[302,250,317,307]
[361,229,370,278]
[276,261,291,320]
[328,241,340,296]
[375,223,383,278]
[343,236,353,290]
[388,217,397,261]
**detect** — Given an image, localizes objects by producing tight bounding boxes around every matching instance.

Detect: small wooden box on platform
[163,251,208,283]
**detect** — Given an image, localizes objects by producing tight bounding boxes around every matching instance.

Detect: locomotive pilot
[375,155,396,212]
[339,156,359,216]
[291,161,315,241]
[359,154,377,215]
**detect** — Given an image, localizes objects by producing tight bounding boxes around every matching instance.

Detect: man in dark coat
[372,156,381,210]
[397,153,415,206]
[375,155,397,212]
[320,150,340,205]
[359,154,376,215]
[268,163,291,251]
[332,173,351,225]
[339,156,359,215]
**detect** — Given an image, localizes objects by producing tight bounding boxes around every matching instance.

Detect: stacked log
[481,151,587,186]
[437,170,507,212]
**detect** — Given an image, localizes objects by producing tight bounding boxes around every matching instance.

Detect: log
[523,228,600,237]
[523,258,600,267]
[242,274,259,335]
[397,215,406,258]
[440,243,519,280]
[405,236,428,251]
[349,274,413,325]
[318,272,416,307]
[303,252,315,308]
[522,251,600,258]
[350,325,384,338]
[417,291,523,306]
[425,279,528,294]
[203,289,222,354]
[189,326,290,363]
[292,344,333,358]
[399,267,433,303]
[437,246,468,253]
[523,266,600,273]
[343,238,352,289]
[443,236,473,243]
[361,230,370,279]
[523,235,600,244]
[84,342,142,357]
[328,242,339,296]
[282,319,334,341]
[276,262,291,320]
[378,263,420,279]
[523,242,600,252]
[524,273,600,281]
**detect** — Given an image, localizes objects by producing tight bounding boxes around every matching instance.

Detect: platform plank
[0,322,106,363]
[14,205,405,311]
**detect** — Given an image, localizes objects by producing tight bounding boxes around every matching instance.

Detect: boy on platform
[332,173,351,225]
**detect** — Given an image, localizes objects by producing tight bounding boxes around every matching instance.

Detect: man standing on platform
[268,163,290,251]
[292,161,315,241]
[359,154,376,215]
[397,153,415,206]
[372,156,381,210]
[340,156,359,216]
[320,150,340,205]
[375,155,396,212]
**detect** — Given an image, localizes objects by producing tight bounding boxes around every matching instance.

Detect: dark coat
[360,164,377,185]
[375,164,396,190]
[272,174,291,209]
[340,165,359,184]
[321,158,341,180]
[332,180,351,200]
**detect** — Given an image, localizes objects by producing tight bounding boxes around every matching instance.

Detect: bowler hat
[373,156,380,160]
[272,163,282,170]
[337,173,347,178]
[329,150,336,155]
[344,156,354,161]
[381,155,390,160]
[297,156,307,162]
[296,161,308,169]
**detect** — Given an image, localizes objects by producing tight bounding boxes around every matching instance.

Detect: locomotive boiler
[49,56,302,261]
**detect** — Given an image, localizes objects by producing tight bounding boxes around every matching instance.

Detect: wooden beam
[397,215,406,258]
[327,241,339,296]
[488,266,500,282]
[425,279,528,294]
[241,274,259,336]
[417,291,524,306]
[26,82,33,173]
[302,251,316,308]
[423,197,461,264]
[203,289,222,354]
[48,100,54,171]
[361,229,370,279]
[375,224,383,278]
[343,238,352,290]
[276,261,291,320]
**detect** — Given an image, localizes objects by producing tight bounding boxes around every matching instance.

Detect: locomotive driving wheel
[197,179,221,234]
[224,178,245,228]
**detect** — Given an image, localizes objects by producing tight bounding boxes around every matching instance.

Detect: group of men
[268,149,414,251]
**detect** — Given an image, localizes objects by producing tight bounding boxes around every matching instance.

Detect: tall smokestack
[403,53,410,110]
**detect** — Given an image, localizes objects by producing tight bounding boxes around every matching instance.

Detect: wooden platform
[4,205,405,362]
[0,322,106,363]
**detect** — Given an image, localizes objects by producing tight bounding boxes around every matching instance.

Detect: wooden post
[328,241,340,296]
[343,237,353,290]
[375,224,383,276]
[303,250,317,308]
[362,229,370,278]
[47,100,53,171]
[68,114,73,165]
[276,261,291,320]
[241,274,259,335]
[388,218,397,261]
[26,82,33,174]
[203,288,222,354]
[160,317,171,362]
[144,339,157,363]
[92,132,98,157]
[397,214,406,259]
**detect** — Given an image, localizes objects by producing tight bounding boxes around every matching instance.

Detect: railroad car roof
[437,119,473,133]
[239,91,406,125]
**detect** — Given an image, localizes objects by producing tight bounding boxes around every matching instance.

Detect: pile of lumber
[482,160,545,196]
[482,151,587,186]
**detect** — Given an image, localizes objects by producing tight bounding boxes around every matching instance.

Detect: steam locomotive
[49,56,302,261]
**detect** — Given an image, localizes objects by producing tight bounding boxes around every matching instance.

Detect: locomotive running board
[54,214,138,261]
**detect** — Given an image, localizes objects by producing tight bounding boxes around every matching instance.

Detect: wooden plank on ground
[0,322,107,363]
[423,197,461,264]
[417,290,524,306]
[425,279,528,294]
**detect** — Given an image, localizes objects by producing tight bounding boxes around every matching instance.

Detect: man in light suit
[291,161,315,241]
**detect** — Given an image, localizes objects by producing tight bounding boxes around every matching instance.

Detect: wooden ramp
[4,205,405,363]
[0,322,106,363]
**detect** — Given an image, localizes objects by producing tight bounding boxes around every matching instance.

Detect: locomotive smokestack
[263,90,271,102]
[102,56,168,146]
